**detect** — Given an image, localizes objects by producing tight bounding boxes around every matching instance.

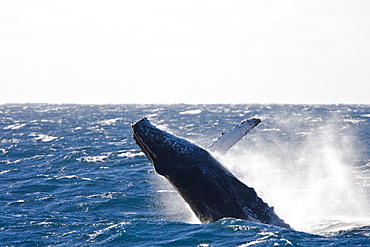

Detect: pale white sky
[1,0,370,104]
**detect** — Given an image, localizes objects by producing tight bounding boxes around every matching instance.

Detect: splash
[149,110,369,234]
[153,175,200,224]
[222,113,370,234]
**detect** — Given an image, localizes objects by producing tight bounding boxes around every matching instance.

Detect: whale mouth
[132,117,191,155]
[131,117,207,174]
[131,118,166,150]
[132,117,182,172]
[131,118,160,164]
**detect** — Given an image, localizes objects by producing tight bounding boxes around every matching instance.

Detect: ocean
[1,104,369,246]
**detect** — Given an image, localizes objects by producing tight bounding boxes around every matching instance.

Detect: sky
[1,0,370,105]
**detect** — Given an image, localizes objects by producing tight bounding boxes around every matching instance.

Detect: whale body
[131,117,291,229]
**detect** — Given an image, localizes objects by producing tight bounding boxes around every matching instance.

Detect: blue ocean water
[1,104,369,246]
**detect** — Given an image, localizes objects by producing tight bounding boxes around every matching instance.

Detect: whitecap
[29,133,58,142]
[343,119,365,124]
[260,128,281,132]
[1,138,20,143]
[36,195,53,201]
[179,109,202,115]
[40,119,56,123]
[156,190,176,193]
[77,155,108,162]
[89,221,131,240]
[97,118,123,125]
[86,192,121,198]
[35,221,53,226]
[0,169,11,174]
[146,113,158,118]
[57,175,79,179]
[117,151,144,158]
[4,123,26,130]
[6,200,25,206]
[52,175,92,181]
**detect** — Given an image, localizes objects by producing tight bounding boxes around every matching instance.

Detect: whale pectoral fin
[208,118,261,155]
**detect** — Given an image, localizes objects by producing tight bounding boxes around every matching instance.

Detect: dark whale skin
[132,118,291,229]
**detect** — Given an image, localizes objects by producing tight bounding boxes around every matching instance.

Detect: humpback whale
[131,117,291,229]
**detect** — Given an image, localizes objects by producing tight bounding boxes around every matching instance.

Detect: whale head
[131,118,211,176]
